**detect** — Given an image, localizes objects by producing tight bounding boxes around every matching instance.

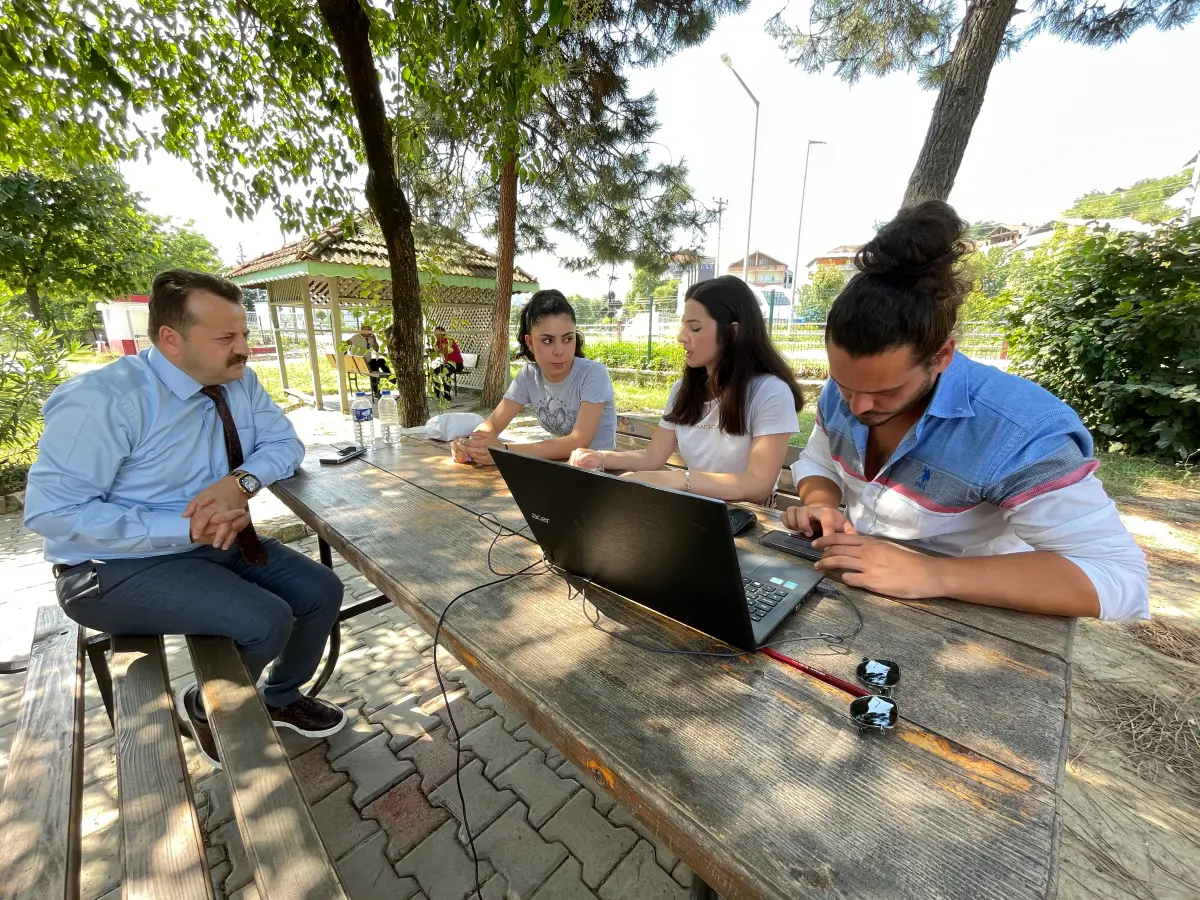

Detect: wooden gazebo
[228,214,537,413]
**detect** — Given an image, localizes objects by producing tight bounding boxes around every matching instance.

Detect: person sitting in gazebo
[431,326,465,401]
[348,324,391,399]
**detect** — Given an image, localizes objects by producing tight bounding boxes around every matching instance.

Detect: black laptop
[490,449,824,651]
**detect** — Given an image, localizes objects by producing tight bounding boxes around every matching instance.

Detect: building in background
[727,251,789,289]
[95,294,150,355]
[671,254,716,314]
[805,245,862,282]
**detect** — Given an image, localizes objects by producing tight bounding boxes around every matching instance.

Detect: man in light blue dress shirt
[24,270,346,767]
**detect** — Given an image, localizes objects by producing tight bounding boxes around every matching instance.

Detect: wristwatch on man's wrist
[230,470,263,497]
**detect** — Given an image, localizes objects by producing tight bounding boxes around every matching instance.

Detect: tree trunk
[482,152,518,409]
[902,0,1018,208]
[316,0,428,426]
[24,279,42,322]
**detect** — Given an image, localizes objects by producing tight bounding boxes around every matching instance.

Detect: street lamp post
[721,54,759,285]
[791,139,826,305]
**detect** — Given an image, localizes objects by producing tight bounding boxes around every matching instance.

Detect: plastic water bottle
[350,392,375,448]
[377,391,400,445]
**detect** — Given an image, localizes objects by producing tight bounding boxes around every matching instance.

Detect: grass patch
[251,356,339,405]
[1095,452,1197,501]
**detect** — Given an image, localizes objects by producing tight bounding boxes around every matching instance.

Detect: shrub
[1004,222,1200,459]
[0,300,76,492]
[585,340,688,373]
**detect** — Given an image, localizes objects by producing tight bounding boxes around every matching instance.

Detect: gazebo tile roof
[227,213,534,284]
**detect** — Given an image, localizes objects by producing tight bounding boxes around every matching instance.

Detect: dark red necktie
[201,385,268,565]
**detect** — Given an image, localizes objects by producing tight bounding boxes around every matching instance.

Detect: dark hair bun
[854,200,970,307]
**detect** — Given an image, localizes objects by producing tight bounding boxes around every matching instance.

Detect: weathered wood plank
[272,460,1064,900]
[111,636,214,900]
[187,637,349,900]
[0,605,85,900]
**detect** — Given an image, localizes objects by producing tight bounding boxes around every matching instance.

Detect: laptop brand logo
[532,513,550,523]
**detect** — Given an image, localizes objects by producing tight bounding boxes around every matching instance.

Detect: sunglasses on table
[850,657,901,736]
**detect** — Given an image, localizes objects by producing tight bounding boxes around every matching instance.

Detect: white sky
[122,0,1200,301]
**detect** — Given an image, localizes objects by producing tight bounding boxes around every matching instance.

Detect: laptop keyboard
[743,576,800,622]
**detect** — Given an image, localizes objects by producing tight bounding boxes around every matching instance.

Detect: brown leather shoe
[268,696,346,738]
[176,683,221,768]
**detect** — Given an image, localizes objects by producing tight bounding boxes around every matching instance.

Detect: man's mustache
[227,354,248,366]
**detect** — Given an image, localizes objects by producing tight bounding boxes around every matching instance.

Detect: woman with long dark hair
[569,276,803,504]
[454,289,617,466]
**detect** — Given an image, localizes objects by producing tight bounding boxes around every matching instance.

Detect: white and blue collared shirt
[791,352,1149,620]
[24,348,305,565]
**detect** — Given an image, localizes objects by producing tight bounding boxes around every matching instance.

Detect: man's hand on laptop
[812,533,938,600]
[782,504,852,538]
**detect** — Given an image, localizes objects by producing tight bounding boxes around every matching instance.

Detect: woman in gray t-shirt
[456,290,617,466]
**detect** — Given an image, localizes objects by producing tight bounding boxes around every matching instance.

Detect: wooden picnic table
[270,435,1074,900]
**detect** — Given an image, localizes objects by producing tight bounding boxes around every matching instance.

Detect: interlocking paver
[476,692,525,732]
[473,802,568,899]
[362,774,451,860]
[331,731,416,808]
[310,782,380,858]
[531,857,601,900]
[337,831,422,900]
[456,669,492,702]
[399,726,473,794]
[429,758,518,839]
[369,694,442,752]
[196,772,234,829]
[541,791,637,889]
[393,820,495,900]
[493,749,578,828]
[210,817,254,894]
[429,690,493,736]
[670,859,695,888]
[606,804,679,872]
[512,723,552,753]
[458,716,529,778]
[325,706,385,762]
[291,743,350,804]
[404,663,461,706]
[597,841,688,900]
[343,665,409,714]
[557,761,618,816]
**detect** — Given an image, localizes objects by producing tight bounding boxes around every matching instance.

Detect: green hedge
[584,340,688,372]
[1005,222,1200,459]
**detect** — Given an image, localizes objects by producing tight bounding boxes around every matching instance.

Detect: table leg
[86,635,115,729]
[690,877,721,899]
[318,536,333,569]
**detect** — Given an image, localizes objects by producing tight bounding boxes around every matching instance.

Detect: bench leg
[306,536,392,699]
[86,637,116,729]
[690,878,721,899]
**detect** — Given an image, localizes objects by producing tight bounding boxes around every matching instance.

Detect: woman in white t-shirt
[454,290,617,466]
[569,276,804,504]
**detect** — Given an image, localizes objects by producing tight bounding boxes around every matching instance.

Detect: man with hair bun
[783,201,1148,621]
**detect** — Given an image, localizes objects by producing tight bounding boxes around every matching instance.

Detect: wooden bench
[0,605,355,900]
[329,352,393,396]
[615,414,806,510]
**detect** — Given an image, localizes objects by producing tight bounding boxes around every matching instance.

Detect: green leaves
[0,165,221,329]
[1004,221,1200,460]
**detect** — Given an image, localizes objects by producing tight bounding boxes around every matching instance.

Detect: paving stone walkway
[0,510,694,900]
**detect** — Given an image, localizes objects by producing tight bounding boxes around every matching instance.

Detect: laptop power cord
[433,515,865,899]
